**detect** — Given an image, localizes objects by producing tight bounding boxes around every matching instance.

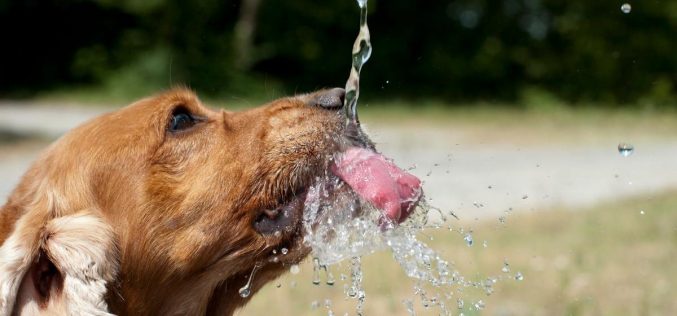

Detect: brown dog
[0,88,420,315]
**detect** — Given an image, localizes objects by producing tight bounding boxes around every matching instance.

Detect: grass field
[242,191,677,316]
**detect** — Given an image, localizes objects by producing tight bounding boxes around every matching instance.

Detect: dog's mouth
[253,188,307,236]
[253,124,422,249]
[254,153,421,235]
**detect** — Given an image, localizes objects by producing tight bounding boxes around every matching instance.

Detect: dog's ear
[0,208,119,315]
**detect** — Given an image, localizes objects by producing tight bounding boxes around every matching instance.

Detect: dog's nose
[312,88,345,110]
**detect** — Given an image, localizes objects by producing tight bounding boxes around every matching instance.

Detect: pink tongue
[331,147,422,223]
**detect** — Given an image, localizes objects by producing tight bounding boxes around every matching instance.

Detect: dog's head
[0,88,420,315]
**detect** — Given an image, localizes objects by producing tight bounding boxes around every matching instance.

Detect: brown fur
[0,88,347,315]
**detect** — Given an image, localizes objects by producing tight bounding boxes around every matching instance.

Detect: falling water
[238,262,262,298]
[312,257,322,285]
[344,0,372,125]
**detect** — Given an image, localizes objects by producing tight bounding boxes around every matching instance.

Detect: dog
[0,88,421,315]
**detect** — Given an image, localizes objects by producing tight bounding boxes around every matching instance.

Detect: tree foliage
[0,0,675,105]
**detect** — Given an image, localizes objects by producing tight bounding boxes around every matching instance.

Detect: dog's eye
[169,107,196,132]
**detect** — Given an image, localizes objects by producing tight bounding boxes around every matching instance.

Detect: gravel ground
[1,102,676,222]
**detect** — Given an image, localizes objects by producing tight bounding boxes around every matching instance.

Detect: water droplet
[310,300,320,309]
[273,230,282,238]
[290,264,300,274]
[498,216,507,224]
[482,240,488,248]
[238,287,251,298]
[326,269,336,285]
[487,185,493,189]
[621,3,631,14]
[640,210,645,215]
[522,194,529,200]
[515,272,524,281]
[275,283,282,288]
[463,233,473,247]
[457,298,464,309]
[238,263,262,298]
[483,278,495,296]
[281,247,288,255]
[312,257,321,285]
[474,300,485,310]
[618,143,634,156]
[403,299,415,315]
[502,261,511,273]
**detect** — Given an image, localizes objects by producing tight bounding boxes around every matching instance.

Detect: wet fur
[0,88,344,315]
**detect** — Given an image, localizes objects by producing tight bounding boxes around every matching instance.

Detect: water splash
[238,262,261,298]
[301,172,507,314]
[293,0,514,313]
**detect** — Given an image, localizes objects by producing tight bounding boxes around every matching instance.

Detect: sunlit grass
[242,191,677,315]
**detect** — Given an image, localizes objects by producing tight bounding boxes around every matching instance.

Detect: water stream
[344,0,372,126]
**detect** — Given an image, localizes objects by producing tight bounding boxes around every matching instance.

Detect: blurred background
[0,0,676,315]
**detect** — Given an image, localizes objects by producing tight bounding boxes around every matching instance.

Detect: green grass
[241,192,677,315]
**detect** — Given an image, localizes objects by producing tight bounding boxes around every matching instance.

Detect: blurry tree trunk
[233,0,262,70]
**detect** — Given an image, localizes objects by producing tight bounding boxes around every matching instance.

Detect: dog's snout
[312,88,345,110]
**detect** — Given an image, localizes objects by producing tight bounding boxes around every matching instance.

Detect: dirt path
[370,124,677,221]
[1,103,676,221]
